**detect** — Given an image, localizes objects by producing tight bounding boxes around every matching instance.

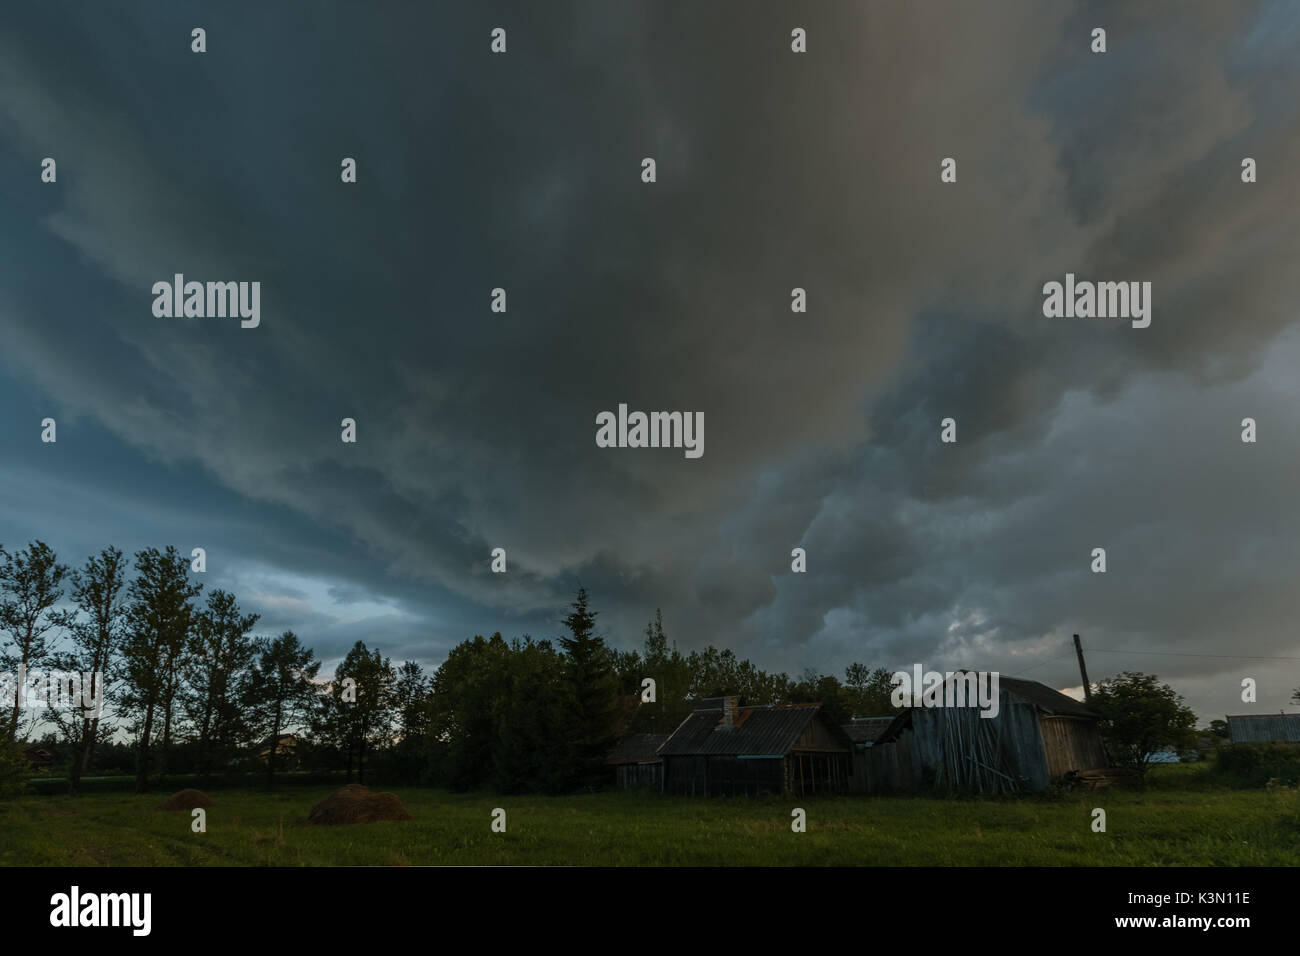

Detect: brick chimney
[719,696,738,730]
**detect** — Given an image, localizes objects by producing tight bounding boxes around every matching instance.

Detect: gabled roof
[1226,713,1300,743]
[606,733,669,765]
[658,701,852,757]
[876,672,1100,743]
[997,675,1098,718]
[842,717,894,746]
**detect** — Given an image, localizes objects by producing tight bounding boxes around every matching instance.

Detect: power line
[1090,648,1300,662]
[1014,649,1078,674]
[1010,645,1300,680]
[955,645,1300,682]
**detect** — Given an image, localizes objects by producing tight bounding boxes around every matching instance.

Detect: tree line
[3,538,1233,797]
[0,542,330,794]
[0,540,905,796]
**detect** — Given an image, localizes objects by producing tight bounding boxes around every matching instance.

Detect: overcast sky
[2,1,1299,725]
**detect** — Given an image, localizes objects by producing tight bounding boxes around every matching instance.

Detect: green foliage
[248,631,320,787]
[425,591,633,794]
[685,645,789,704]
[616,610,695,736]
[427,632,576,794]
[184,588,260,776]
[788,670,851,724]
[427,634,513,790]
[0,718,27,797]
[386,660,431,784]
[120,546,202,792]
[22,539,1236,810]
[492,637,571,793]
[5,781,1300,866]
[559,588,622,790]
[843,664,899,717]
[23,770,346,796]
[331,641,396,784]
[1211,742,1300,788]
[0,540,70,739]
[1091,671,1198,776]
[46,546,128,795]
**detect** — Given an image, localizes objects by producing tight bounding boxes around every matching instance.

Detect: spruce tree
[559,588,620,790]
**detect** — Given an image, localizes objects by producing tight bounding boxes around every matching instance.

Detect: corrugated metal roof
[1226,713,1300,743]
[606,733,669,765]
[659,703,835,756]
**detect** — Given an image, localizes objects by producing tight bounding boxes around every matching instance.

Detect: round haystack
[160,788,212,811]
[307,784,411,826]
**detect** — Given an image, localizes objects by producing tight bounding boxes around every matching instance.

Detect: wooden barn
[658,696,853,797]
[859,674,1109,794]
[841,717,893,792]
[606,733,668,790]
[1226,713,1300,743]
[842,717,894,751]
[22,747,53,771]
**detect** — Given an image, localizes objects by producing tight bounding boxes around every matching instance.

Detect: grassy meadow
[3,765,1298,866]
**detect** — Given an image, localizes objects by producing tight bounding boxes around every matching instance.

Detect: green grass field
[3,766,1298,866]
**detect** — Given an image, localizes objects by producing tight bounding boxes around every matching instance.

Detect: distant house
[863,673,1109,794]
[607,733,668,790]
[658,697,853,797]
[256,734,298,764]
[22,747,53,771]
[1226,713,1300,744]
[1144,749,1182,764]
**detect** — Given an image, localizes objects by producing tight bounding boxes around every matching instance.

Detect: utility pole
[1074,634,1092,702]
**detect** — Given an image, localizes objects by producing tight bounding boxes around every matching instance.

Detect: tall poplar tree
[120,546,201,793]
[185,589,260,779]
[249,631,320,788]
[0,541,69,739]
[47,547,127,794]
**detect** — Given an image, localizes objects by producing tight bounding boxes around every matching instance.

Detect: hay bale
[307,784,411,826]
[160,788,212,811]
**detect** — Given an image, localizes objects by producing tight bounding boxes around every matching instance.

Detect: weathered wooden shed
[843,717,894,749]
[841,717,894,793]
[861,674,1109,794]
[1226,713,1300,743]
[659,697,853,797]
[606,733,668,789]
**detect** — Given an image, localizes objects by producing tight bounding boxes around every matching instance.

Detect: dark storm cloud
[1,1,1298,722]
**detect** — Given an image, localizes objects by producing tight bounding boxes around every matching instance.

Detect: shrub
[1211,742,1300,788]
[0,738,28,798]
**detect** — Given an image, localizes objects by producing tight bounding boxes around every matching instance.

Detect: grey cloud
[1,1,1296,722]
